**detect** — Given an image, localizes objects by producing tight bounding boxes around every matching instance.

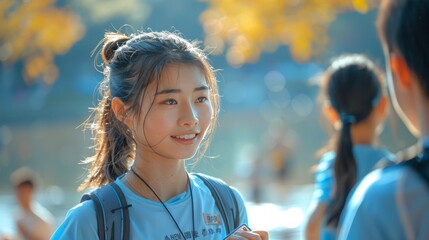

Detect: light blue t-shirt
[339,147,429,239]
[51,174,248,239]
[312,145,395,240]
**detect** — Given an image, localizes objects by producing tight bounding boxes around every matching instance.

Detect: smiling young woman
[51,30,268,240]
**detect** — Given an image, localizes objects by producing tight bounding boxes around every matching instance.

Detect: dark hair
[17,180,34,188]
[377,0,429,95]
[320,54,383,227]
[79,30,219,190]
[10,167,38,189]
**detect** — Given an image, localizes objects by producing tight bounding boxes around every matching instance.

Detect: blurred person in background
[305,54,395,240]
[339,0,429,239]
[10,167,55,240]
[267,133,294,203]
[51,30,268,239]
[268,137,292,183]
[249,148,264,204]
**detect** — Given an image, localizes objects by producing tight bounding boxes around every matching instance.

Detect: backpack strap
[80,182,131,240]
[191,173,240,234]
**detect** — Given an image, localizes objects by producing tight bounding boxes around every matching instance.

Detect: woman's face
[15,184,32,207]
[129,63,213,161]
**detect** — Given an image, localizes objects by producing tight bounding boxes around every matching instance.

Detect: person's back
[339,0,429,239]
[305,54,394,240]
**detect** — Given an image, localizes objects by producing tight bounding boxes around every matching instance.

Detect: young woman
[305,54,395,240]
[52,30,268,240]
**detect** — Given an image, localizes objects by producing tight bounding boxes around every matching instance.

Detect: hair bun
[101,33,130,64]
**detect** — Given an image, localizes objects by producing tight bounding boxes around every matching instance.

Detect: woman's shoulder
[320,151,335,162]
[353,145,395,167]
[51,195,98,239]
[316,151,335,173]
[319,151,335,165]
[354,165,418,202]
[60,198,97,227]
[354,145,395,159]
[69,197,97,217]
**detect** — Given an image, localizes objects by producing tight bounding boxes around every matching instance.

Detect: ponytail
[326,114,357,227]
[79,33,134,191]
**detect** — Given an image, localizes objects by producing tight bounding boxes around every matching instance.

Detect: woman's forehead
[156,63,207,88]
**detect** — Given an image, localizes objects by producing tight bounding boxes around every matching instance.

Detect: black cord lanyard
[131,168,195,240]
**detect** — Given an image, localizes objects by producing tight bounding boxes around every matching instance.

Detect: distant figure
[10,167,54,240]
[249,149,264,203]
[305,54,395,240]
[339,0,429,239]
[269,136,292,182]
[267,133,293,203]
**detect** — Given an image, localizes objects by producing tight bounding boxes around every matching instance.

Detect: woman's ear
[390,53,412,90]
[111,97,125,119]
[111,97,132,126]
[375,95,388,118]
[323,105,340,128]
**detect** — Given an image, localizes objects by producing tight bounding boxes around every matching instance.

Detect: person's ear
[111,97,132,125]
[390,53,412,90]
[375,95,388,118]
[323,105,340,128]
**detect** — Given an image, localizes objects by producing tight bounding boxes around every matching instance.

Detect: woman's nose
[179,102,199,127]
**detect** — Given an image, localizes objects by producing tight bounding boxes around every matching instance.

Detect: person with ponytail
[51,30,268,240]
[304,54,395,240]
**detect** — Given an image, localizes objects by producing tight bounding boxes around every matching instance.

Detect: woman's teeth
[173,134,196,139]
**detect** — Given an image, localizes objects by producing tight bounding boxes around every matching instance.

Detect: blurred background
[0,0,417,239]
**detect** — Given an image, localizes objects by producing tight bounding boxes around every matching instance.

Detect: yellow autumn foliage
[0,0,84,84]
[200,0,379,67]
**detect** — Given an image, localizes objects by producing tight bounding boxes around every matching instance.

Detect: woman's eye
[163,99,177,105]
[196,97,208,103]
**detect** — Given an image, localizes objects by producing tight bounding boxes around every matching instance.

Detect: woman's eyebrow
[156,88,180,95]
[194,85,209,92]
[156,85,209,95]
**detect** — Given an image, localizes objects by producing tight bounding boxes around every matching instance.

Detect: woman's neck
[350,121,378,146]
[123,154,189,202]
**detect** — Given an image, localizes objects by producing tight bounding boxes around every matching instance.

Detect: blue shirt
[339,142,429,240]
[312,145,395,240]
[51,174,248,239]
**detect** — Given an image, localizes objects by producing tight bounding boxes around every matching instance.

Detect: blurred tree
[200,0,378,67]
[0,0,84,84]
